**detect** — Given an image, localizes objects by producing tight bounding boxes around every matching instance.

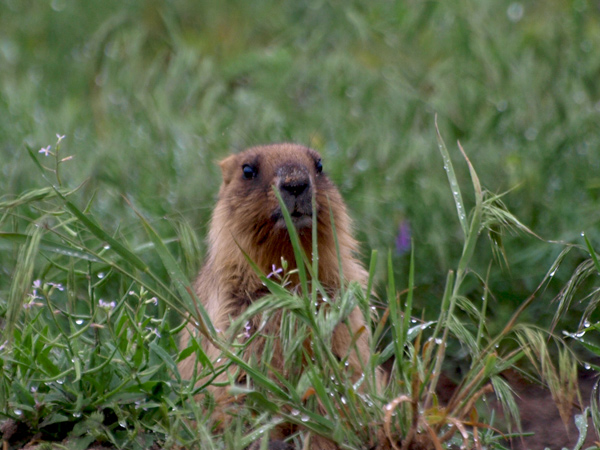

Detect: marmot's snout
[276,163,313,228]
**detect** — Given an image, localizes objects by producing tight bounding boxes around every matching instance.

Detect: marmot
[178,143,376,449]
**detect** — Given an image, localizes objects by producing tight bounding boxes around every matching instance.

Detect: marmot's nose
[280,179,309,197]
[277,165,311,198]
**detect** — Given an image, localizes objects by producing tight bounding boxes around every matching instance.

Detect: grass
[1,1,600,449]
[1,129,598,448]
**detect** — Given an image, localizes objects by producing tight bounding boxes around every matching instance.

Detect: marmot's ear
[218,155,236,185]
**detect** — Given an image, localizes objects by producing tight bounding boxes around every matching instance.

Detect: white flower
[39,146,52,156]
[99,299,116,310]
[56,134,66,143]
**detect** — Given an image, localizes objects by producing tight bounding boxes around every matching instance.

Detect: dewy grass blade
[583,232,600,275]
[456,141,483,278]
[435,116,467,237]
[0,232,103,263]
[57,192,148,273]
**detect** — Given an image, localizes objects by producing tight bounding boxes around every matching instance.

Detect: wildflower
[267,264,283,279]
[395,219,411,255]
[48,282,64,291]
[23,300,43,309]
[145,327,162,338]
[56,134,66,143]
[39,146,52,156]
[28,279,42,302]
[99,299,116,310]
[243,321,252,338]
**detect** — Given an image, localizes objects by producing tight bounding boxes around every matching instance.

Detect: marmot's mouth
[272,210,313,230]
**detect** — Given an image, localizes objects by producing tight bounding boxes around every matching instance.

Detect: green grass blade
[57,193,148,273]
[273,187,308,295]
[435,116,467,237]
[366,249,378,303]
[386,249,404,377]
[402,242,415,344]
[0,232,103,262]
[126,198,215,336]
[476,264,491,351]
[5,225,43,341]
[582,232,600,275]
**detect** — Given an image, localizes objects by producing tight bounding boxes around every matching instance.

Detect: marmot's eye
[315,159,323,174]
[242,164,257,179]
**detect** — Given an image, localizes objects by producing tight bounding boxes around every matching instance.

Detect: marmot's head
[215,143,343,248]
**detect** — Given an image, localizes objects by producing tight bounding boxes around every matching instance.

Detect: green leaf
[12,381,35,407]
[149,341,178,375]
[229,386,279,414]
[67,436,96,450]
[40,413,71,428]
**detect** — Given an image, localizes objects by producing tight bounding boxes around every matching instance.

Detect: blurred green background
[2,0,600,332]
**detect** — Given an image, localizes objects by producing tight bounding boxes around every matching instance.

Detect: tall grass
[1,131,597,449]
[1,2,600,448]
[2,1,600,328]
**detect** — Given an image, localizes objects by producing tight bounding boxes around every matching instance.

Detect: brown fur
[178,143,375,449]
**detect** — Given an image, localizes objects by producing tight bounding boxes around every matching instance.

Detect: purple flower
[395,219,411,255]
[267,264,283,279]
